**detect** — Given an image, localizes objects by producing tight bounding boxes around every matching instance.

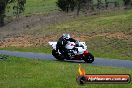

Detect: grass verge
[0,56,132,88]
[0,46,51,54]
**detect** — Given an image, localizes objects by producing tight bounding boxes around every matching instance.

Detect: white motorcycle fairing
[48,42,57,50]
[48,41,88,55]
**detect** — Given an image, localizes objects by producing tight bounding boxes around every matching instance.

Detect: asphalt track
[0,50,132,69]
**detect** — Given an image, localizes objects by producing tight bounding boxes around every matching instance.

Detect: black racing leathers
[56,36,76,57]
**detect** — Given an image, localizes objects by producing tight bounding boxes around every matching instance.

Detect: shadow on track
[55,60,88,64]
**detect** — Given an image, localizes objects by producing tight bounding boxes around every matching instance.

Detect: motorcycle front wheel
[83,53,94,63]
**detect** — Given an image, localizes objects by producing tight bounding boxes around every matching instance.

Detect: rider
[56,34,76,57]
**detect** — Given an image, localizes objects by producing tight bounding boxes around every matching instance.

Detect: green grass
[3,0,132,60]
[39,9,132,60]
[0,56,132,88]
[93,0,124,5]
[0,46,51,54]
[7,0,127,15]
[2,10,132,60]
[87,36,132,60]
[24,0,58,14]
[6,0,127,16]
[6,0,58,16]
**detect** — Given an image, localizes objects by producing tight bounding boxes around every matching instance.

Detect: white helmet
[62,34,71,39]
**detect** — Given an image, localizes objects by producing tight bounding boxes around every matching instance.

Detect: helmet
[62,34,71,39]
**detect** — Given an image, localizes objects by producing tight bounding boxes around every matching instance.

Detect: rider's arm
[69,38,76,42]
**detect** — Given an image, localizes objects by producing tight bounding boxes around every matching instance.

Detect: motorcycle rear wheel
[52,49,64,61]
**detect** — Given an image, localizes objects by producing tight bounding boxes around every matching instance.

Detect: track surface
[0,50,132,69]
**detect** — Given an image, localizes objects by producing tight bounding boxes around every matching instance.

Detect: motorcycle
[48,41,94,63]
